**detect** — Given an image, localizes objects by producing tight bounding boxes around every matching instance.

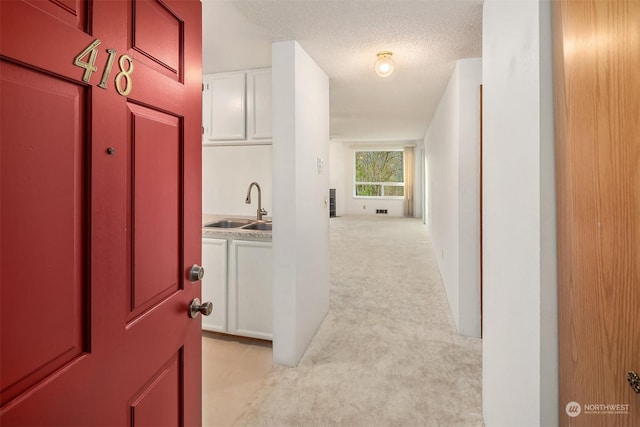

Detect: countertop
[202,214,272,242]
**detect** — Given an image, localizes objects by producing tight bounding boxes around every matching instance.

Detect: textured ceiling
[202,0,482,142]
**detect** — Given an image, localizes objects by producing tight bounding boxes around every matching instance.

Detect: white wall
[457,59,482,338]
[202,145,272,216]
[482,1,557,426]
[272,40,330,366]
[346,191,404,217]
[424,58,481,338]
[329,141,422,217]
[414,140,424,219]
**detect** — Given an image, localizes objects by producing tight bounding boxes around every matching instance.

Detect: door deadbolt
[628,371,640,394]
[189,298,213,318]
[189,264,205,282]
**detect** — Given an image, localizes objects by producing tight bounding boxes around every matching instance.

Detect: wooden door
[554,0,640,425]
[0,0,203,425]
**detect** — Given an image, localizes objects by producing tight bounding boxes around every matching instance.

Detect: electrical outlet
[362,205,366,210]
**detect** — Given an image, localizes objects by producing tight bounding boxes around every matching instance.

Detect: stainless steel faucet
[245,182,267,221]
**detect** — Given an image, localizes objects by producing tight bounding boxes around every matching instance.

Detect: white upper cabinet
[206,72,246,141]
[203,68,272,145]
[247,69,272,140]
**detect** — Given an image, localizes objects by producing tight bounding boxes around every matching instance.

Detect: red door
[1,0,203,425]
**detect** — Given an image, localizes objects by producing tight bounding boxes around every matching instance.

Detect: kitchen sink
[241,221,272,231]
[204,219,252,228]
[204,218,272,231]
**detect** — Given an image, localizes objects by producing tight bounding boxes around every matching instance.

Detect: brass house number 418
[73,39,133,96]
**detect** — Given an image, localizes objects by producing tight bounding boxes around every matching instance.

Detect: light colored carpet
[236,215,483,427]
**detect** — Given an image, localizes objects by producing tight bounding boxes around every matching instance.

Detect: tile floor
[202,331,273,427]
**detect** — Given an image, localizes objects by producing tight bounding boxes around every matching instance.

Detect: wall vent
[375,209,388,214]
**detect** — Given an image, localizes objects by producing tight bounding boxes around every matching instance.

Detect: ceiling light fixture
[374,51,394,78]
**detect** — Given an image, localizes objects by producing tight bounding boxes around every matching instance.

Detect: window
[354,150,404,198]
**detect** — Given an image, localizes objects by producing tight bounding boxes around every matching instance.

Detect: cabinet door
[228,240,272,340]
[201,238,228,333]
[208,72,245,141]
[202,75,212,142]
[247,69,272,140]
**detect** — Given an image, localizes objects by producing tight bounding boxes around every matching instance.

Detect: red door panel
[129,104,181,319]
[0,1,94,78]
[129,351,182,427]
[0,0,202,424]
[22,0,88,31]
[0,60,88,406]
[133,0,182,80]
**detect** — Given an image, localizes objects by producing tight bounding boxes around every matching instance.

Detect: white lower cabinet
[228,240,273,340]
[201,238,272,340]
[201,238,228,333]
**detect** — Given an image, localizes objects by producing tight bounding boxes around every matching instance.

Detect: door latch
[628,371,640,394]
